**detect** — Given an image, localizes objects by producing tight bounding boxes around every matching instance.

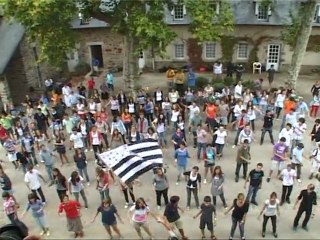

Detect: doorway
[266,44,280,71]
[90,45,104,67]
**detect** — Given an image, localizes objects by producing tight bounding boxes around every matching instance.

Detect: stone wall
[19,36,61,88]
[76,28,123,70]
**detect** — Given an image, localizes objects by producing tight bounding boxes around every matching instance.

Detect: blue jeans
[45,165,54,181]
[177,165,187,182]
[197,143,207,159]
[157,132,167,147]
[34,215,49,230]
[246,185,259,202]
[78,167,90,182]
[99,188,110,202]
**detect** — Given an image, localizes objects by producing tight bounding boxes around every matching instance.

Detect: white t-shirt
[285,113,297,126]
[188,105,200,120]
[213,64,222,74]
[292,147,304,164]
[275,94,285,108]
[278,128,293,147]
[91,132,100,145]
[292,123,307,140]
[234,85,243,99]
[281,169,296,186]
[130,205,150,223]
[70,132,84,149]
[264,199,280,216]
[215,130,227,144]
[24,170,41,190]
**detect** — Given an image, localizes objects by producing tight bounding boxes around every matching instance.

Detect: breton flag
[98,139,163,184]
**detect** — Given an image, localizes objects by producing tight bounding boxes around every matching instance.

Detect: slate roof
[0,18,25,75]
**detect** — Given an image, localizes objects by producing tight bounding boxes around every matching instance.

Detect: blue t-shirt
[98,205,117,225]
[206,148,215,164]
[27,200,44,217]
[174,148,190,166]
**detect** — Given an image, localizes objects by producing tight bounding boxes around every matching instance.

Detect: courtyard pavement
[0,71,319,239]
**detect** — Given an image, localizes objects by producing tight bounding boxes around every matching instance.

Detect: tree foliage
[0,0,77,67]
[184,0,233,42]
[281,9,303,48]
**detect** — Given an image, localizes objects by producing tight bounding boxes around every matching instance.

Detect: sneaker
[262,232,265,238]
[176,182,179,185]
[86,182,90,186]
[157,205,161,210]
[302,226,309,232]
[40,160,45,163]
[40,231,45,236]
[124,203,129,209]
[251,201,258,206]
[286,199,291,204]
[292,226,297,232]
[203,179,207,184]
[297,179,302,183]
[90,149,93,152]
[266,177,271,182]
[232,145,236,149]
[273,232,278,238]
[85,149,88,153]
[46,231,50,237]
[235,176,239,182]
[186,206,190,211]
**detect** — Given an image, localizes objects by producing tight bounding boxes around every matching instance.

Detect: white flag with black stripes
[98,139,163,184]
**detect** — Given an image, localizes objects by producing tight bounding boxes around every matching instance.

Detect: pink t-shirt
[130,206,150,223]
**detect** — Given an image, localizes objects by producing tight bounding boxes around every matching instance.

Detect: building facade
[69,0,320,73]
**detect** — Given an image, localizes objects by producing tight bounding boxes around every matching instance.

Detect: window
[237,43,248,59]
[255,2,271,21]
[172,5,186,20]
[204,43,216,59]
[174,44,185,59]
[314,5,320,23]
[210,1,220,15]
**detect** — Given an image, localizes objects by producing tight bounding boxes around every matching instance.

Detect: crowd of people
[0,69,319,240]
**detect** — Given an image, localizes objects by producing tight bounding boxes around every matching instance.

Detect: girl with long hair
[91,197,123,239]
[68,171,88,209]
[50,168,68,202]
[211,166,227,208]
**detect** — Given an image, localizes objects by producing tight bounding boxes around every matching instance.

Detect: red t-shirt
[206,105,216,119]
[87,79,95,89]
[0,127,7,140]
[58,200,81,219]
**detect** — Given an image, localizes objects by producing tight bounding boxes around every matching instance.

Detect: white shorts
[310,159,320,173]
[271,160,285,171]
[7,152,17,162]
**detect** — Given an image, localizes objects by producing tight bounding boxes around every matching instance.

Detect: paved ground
[0,71,320,239]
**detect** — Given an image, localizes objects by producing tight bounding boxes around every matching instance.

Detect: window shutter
[216,2,220,14]
[268,6,272,16]
[255,2,259,15]
[170,8,174,16]
[317,5,320,17]
[183,5,187,15]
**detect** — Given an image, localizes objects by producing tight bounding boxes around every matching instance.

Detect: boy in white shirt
[291,143,305,183]
[309,143,320,180]
[279,123,293,148]
[279,164,296,206]
[291,118,307,158]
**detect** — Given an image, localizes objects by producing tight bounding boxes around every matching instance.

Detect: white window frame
[237,43,249,60]
[174,43,185,59]
[254,1,271,21]
[211,1,220,15]
[204,42,216,59]
[171,4,186,20]
[314,4,320,23]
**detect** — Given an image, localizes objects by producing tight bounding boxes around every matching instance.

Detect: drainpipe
[31,42,42,88]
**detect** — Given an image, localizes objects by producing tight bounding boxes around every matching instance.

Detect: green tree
[0,0,176,92]
[185,0,233,42]
[281,0,317,89]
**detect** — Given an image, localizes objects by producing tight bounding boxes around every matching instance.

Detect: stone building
[67,0,320,73]
[0,16,58,104]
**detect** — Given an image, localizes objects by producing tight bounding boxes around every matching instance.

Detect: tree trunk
[287,0,317,90]
[122,34,138,98]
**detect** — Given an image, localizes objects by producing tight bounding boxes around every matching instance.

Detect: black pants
[260,127,274,144]
[235,162,248,178]
[92,144,103,160]
[293,207,312,228]
[234,127,244,145]
[122,187,135,203]
[212,193,227,207]
[102,133,109,148]
[155,188,169,206]
[31,187,46,203]
[262,215,277,233]
[281,185,293,203]
[57,189,67,202]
